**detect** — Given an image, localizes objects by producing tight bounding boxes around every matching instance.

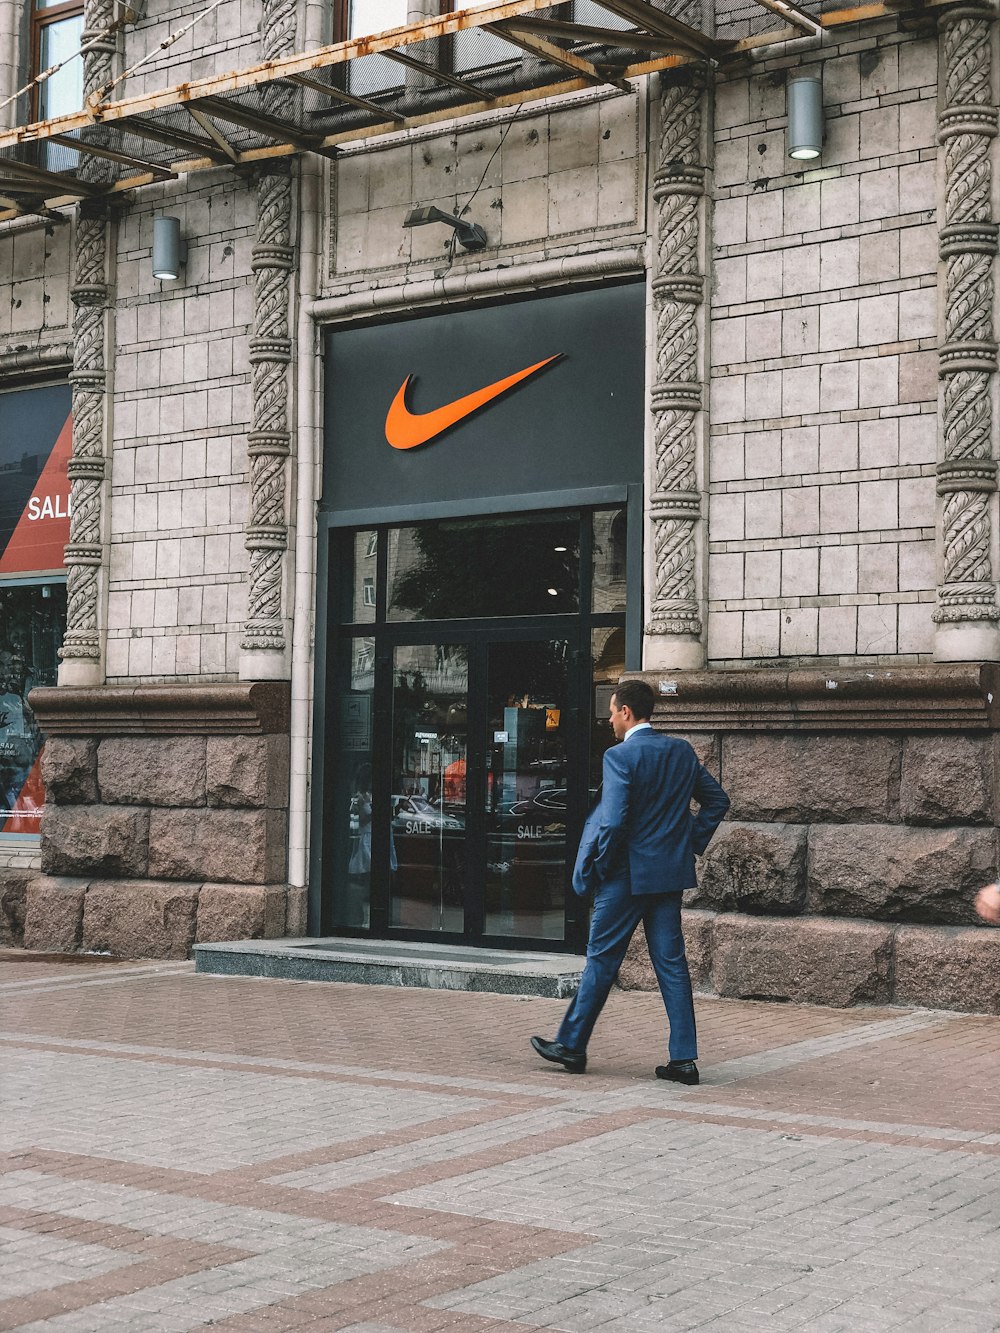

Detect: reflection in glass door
[389,644,468,933]
[484,640,569,940]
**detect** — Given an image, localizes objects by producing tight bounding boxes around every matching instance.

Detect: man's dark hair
[612,679,655,720]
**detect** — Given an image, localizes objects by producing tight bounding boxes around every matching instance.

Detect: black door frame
[309,489,641,952]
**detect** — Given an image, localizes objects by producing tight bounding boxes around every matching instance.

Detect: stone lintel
[622,664,1000,731]
[28,681,291,737]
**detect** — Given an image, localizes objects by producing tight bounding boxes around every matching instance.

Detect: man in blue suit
[531,679,729,1083]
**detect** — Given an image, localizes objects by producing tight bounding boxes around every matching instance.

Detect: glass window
[332,634,376,928]
[346,0,409,97]
[453,3,521,73]
[0,582,66,836]
[335,529,378,625]
[590,623,624,794]
[570,1,634,31]
[387,513,580,621]
[32,1,83,173]
[591,506,627,613]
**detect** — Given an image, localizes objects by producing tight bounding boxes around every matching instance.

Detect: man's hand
[974,883,1000,925]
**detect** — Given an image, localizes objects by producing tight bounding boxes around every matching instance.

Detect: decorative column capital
[652,164,706,198]
[938,105,998,141]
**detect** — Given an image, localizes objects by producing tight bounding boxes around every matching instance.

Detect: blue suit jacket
[572,729,729,898]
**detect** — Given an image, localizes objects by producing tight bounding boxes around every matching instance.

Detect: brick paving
[1,954,998,1332]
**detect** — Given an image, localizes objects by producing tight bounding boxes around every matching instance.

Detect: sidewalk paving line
[0,963,194,992]
[703,1009,955,1085]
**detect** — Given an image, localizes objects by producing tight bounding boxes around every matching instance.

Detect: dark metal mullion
[369,525,390,935]
[309,528,333,935]
[579,507,594,615]
[375,523,388,626]
[368,640,393,936]
[463,638,489,941]
[625,483,643,671]
[564,510,595,952]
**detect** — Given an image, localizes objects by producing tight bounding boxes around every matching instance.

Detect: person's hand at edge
[974,883,1000,925]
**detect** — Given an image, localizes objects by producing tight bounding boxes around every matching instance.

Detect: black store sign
[323,282,645,518]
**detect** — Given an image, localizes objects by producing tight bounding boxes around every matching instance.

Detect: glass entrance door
[484,639,570,941]
[322,504,633,951]
[389,643,468,934]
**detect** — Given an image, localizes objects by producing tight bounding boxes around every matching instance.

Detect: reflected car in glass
[392,795,464,834]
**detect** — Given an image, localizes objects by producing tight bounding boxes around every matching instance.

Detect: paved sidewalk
[1,953,998,1332]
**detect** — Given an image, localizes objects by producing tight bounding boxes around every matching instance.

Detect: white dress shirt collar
[623,721,652,741]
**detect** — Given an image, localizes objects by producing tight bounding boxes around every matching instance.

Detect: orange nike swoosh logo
[385,354,562,450]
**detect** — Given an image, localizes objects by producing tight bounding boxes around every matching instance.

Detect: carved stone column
[646,68,710,670]
[934,5,1000,661]
[58,0,115,686]
[240,0,297,679]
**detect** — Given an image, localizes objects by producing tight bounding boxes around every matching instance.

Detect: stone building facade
[0,0,997,1011]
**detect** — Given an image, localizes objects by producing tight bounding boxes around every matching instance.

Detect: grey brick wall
[106,179,256,682]
[707,22,941,666]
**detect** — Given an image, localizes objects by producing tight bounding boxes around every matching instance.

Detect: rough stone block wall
[619,908,1000,1014]
[691,731,999,924]
[9,731,293,956]
[708,21,940,665]
[618,719,1000,1013]
[107,178,255,681]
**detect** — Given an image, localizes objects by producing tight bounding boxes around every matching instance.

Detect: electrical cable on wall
[446,103,522,265]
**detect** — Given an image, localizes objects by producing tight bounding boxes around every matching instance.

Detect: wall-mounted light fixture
[403,205,487,252]
[151,215,187,280]
[786,69,824,160]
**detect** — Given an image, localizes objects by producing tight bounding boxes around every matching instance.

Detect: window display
[0,382,72,838]
[0,583,65,834]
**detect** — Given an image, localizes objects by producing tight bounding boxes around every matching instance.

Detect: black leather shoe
[655,1060,699,1086]
[531,1036,586,1074]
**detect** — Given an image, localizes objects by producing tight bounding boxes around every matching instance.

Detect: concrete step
[193,937,585,998]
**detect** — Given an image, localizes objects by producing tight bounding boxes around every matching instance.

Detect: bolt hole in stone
[757,141,767,155]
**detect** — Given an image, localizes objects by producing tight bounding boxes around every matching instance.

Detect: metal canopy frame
[0,0,939,222]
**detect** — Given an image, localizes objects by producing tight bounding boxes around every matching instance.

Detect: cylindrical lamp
[151,215,187,280]
[786,70,824,160]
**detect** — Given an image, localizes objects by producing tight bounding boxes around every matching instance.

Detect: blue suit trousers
[556,878,697,1061]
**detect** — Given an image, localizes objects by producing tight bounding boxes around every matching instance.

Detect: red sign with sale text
[0,410,72,576]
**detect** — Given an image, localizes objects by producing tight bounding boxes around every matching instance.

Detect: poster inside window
[0,584,66,833]
[0,382,72,836]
